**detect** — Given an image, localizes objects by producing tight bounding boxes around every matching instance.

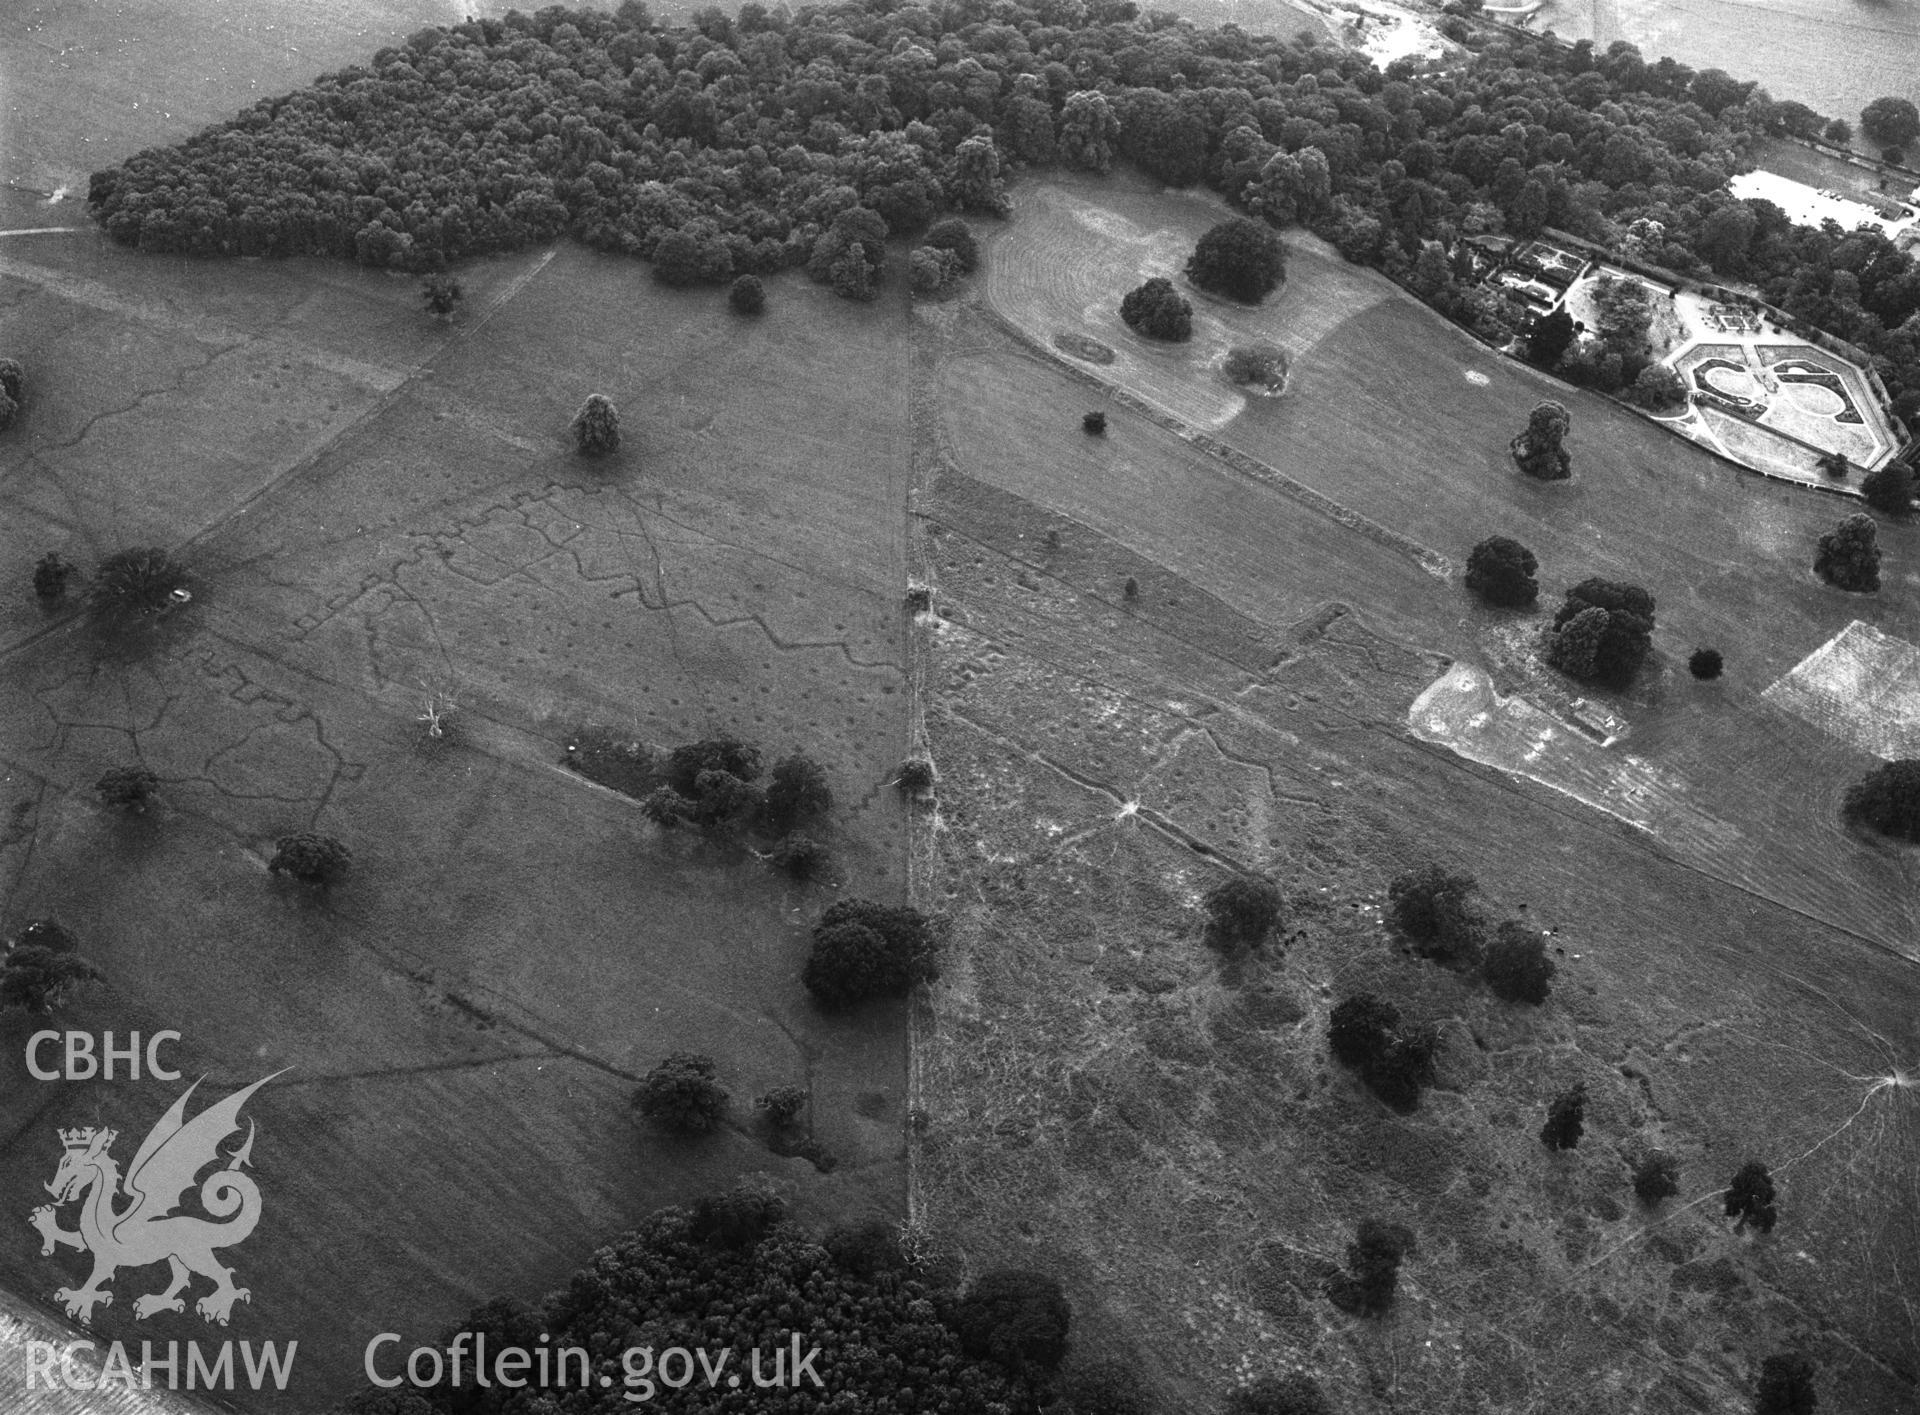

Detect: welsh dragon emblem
[29,1072,283,1326]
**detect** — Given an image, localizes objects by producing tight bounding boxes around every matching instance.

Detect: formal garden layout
[2,4,1919,1415]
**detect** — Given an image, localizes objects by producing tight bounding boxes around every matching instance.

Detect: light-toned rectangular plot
[1764,621,1920,759]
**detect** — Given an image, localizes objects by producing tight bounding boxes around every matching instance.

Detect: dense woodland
[85,2,1920,412]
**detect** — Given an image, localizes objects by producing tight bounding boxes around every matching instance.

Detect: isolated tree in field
[1512,399,1572,479]
[1464,535,1539,607]
[269,832,352,886]
[756,1084,809,1129]
[1861,96,1920,149]
[634,1052,728,1133]
[1547,578,1657,688]
[1860,461,1915,517]
[33,552,73,603]
[1814,513,1880,592]
[1083,410,1107,435]
[728,274,765,314]
[1842,758,1920,839]
[923,217,980,273]
[1689,647,1725,680]
[1726,1159,1779,1233]
[761,752,832,834]
[1525,308,1577,369]
[1224,1372,1335,1415]
[88,547,189,622]
[1185,218,1286,303]
[803,898,936,1008]
[0,943,103,1015]
[1119,277,1192,342]
[1123,576,1139,600]
[96,765,159,814]
[1633,1150,1681,1205]
[1327,1218,1415,1316]
[1367,1020,1440,1110]
[1387,862,1484,966]
[1203,875,1284,947]
[570,394,620,457]
[952,1269,1071,1376]
[419,272,462,318]
[1753,1353,1818,1415]
[1481,919,1555,1004]
[1222,343,1289,390]
[0,357,22,405]
[1540,1081,1587,1150]
[1631,363,1686,410]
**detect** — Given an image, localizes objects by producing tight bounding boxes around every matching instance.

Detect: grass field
[0,226,914,1409]
[909,172,1920,1412]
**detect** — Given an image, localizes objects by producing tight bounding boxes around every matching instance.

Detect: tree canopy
[1464,535,1539,607]
[1814,513,1880,592]
[1546,578,1656,687]
[1185,216,1286,302]
[1119,276,1192,341]
[1861,96,1920,148]
[62,4,1920,415]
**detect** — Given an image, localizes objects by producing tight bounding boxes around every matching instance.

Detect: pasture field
[909,175,1920,1411]
[0,227,914,1410]
[979,171,1920,957]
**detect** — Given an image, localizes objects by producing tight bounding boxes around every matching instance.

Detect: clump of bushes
[1481,919,1555,1004]
[1326,1218,1415,1316]
[909,244,966,297]
[1224,1371,1333,1415]
[1726,1159,1779,1233]
[1119,277,1192,342]
[688,1182,785,1248]
[419,271,462,317]
[1753,1353,1818,1415]
[1386,862,1484,967]
[922,216,979,273]
[1083,410,1107,435]
[760,751,831,834]
[1633,1150,1681,1205]
[1540,1081,1587,1150]
[1221,342,1290,391]
[1202,875,1284,948]
[1328,992,1440,1109]
[1,921,102,1015]
[1842,758,1920,840]
[33,552,72,603]
[268,832,352,886]
[802,898,937,1008]
[770,831,831,880]
[88,547,190,623]
[0,357,22,430]
[634,1052,729,1134]
[895,755,936,796]
[950,1269,1072,1378]
[96,765,159,814]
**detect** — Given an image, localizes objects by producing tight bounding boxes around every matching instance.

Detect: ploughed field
[0,231,914,1410]
[909,172,1920,1412]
